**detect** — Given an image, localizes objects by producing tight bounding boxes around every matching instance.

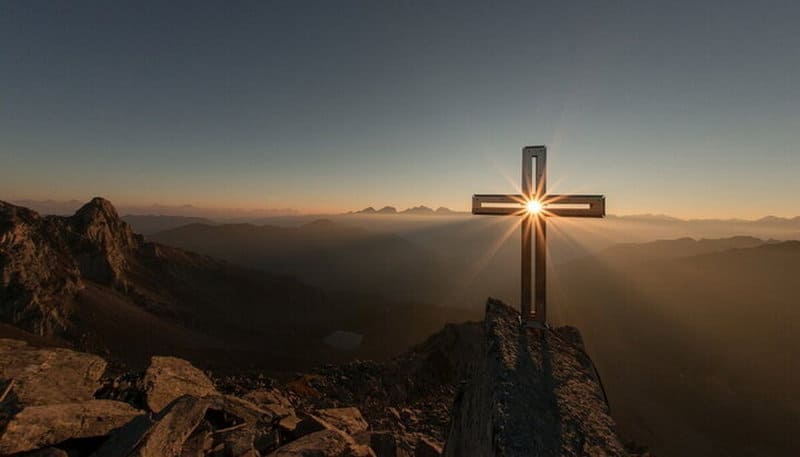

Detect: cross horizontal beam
[472,194,606,217]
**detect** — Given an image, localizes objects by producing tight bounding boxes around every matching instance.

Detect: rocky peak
[66,197,142,285]
[444,299,628,457]
[0,202,82,335]
[0,198,144,336]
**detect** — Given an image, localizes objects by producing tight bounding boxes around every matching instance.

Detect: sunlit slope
[554,241,800,457]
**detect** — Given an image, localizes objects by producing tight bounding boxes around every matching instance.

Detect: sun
[526,200,543,214]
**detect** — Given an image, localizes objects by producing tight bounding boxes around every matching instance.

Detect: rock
[414,436,442,457]
[442,299,628,457]
[360,431,398,457]
[266,429,375,457]
[316,407,369,435]
[0,198,146,337]
[18,447,69,457]
[92,394,279,457]
[143,356,218,413]
[0,202,83,336]
[67,197,142,285]
[0,399,142,454]
[293,414,335,438]
[0,339,106,408]
[242,388,293,410]
[243,388,294,418]
[278,415,303,436]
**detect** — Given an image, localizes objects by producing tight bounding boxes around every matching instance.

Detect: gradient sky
[2,1,799,218]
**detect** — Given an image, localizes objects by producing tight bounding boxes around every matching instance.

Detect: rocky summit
[444,299,627,457]
[0,197,142,336]
[0,299,637,457]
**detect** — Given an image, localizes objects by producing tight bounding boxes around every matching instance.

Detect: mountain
[148,218,449,303]
[0,198,466,369]
[121,214,216,235]
[601,235,769,261]
[353,205,462,216]
[401,205,435,215]
[376,206,397,214]
[554,240,800,457]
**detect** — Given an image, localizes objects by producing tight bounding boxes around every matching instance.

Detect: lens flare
[526,200,543,214]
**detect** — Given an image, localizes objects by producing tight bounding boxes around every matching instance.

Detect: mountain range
[351,205,463,215]
[0,198,464,370]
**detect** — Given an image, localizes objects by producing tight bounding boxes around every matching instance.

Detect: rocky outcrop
[0,298,638,457]
[266,428,374,457]
[316,408,369,436]
[0,203,82,335]
[0,400,143,454]
[0,339,106,408]
[143,356,218,413]
[443,299,628,457]
[0,197,142,336]
[66,197,142,286]
[0,344,407,457]
[92,394,279,457]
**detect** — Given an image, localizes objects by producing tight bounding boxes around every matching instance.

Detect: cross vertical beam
[471,145,605,326]
[522,146,547,321]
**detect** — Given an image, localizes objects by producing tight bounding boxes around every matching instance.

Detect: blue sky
[2,1,799,217]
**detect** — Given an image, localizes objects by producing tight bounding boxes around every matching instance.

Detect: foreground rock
[0,400,142,454]
[0,339,106,408]
[316,407,369,436]
[93,394,278,457]
[443,299,628,457]
[0,297,642,457]
[143,355,218,413]
[266,428,375,457]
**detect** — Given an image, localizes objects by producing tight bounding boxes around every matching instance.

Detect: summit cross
[472,145,606,326]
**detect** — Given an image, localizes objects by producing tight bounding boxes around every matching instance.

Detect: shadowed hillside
[553,240,800,457]
[0,199,468,371]
[149,220,449,303]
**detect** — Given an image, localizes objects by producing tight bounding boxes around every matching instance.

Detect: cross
[472,145,605,326]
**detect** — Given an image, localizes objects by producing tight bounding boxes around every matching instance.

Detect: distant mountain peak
[351,205,464,215]
[401,205,434,215]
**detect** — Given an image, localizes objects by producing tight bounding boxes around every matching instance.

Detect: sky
[1,0,799,218]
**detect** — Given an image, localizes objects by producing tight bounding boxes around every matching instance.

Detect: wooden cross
[472,145,605,326]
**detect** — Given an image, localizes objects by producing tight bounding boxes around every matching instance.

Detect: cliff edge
[444,299,628,457]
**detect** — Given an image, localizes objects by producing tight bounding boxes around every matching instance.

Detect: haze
[2,1,800,218]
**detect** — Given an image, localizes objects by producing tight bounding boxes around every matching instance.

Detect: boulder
[0,339,106,408]
[92,394,279,457]
[0,399,142,454]
[18,447,69,457]
[242,388,293,410]
[316,407,369,435]
[442,299,628,457]
[293,414,335,438]
[143,356,218,413]
[243,388,294,417]
[278,415,303,436]
[266,429,375,457]
[414,436,442,457]
[357,431,399,457]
